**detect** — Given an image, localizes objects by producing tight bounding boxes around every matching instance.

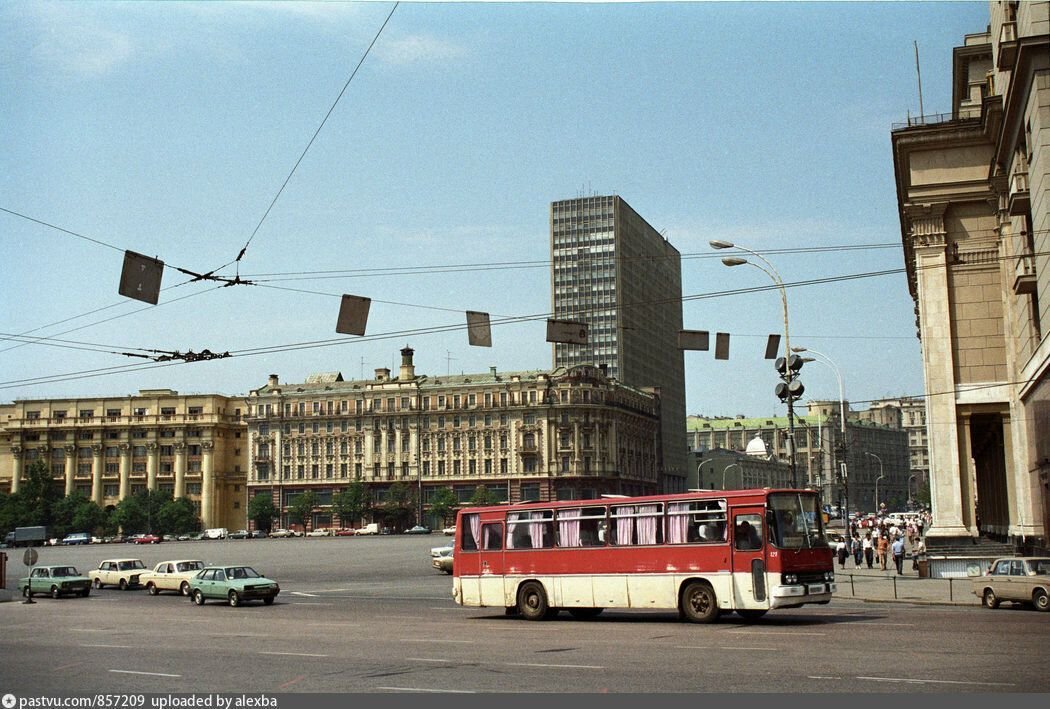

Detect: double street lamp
[710,239,799,487]
[793,346,848,520]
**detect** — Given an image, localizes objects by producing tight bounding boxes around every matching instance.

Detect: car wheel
[147,583,158,596]
[516,581,550,621]
[228,591,241,607]
[51,586,60,599]
[192,589,205,606]
[1033,589,1049,612]
[22,586,31,599]
[180,581,190,597]
[983,589,1000,609]
[118,578,128,591]
[680,581,720,624]
[736,609,768,622]
[82,588,90,597]
[93,578,103,589]
[263,597,274,605]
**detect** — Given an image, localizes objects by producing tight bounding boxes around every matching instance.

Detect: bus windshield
[768,492,825,549]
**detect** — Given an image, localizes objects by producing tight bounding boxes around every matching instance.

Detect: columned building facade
[244,348,661,531]
[0,391,247,529]
[891,2,1048,551]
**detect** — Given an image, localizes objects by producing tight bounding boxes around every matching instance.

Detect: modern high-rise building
[550,195,687,492]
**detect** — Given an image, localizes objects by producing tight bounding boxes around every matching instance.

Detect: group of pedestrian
[834,516,927,575]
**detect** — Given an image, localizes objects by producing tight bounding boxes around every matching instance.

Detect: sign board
[466,311,492,347]
[23,547,38,566]
[714,332,730,360]
[678,330,710,351]
[336,294,371,336]
[546,319,588,345]
[764,334,782,360]
[118,250,164,305]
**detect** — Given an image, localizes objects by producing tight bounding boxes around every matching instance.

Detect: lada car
[19,565,92,599]
[141,559,206,596]
[971,557,1050,611]
[188,565,280,607]
[88,558,148,590]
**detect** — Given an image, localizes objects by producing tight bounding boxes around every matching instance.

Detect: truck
[354,523,380,536]
[3,526,48,548]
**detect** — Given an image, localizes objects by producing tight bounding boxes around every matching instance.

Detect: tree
[111,494,148,534]
[288,490,318,531]
[332,482,369,528]
[17,460,61,527]
[469,485,497,507]
[156,496,199,534]
[429,487,458,527]
[71,499,109,536]
[50,492,94,538]
[381,482,415,531]
[247,493,279,532]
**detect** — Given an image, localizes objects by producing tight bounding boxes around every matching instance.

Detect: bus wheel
[736,609,767,622]
[568,608,604,620]
[681,582,720,623]
[517,581,550,621]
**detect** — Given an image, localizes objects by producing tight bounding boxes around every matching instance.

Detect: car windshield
[768,492,825,549]
[225,567,261,580]
[52,566,78,577]
[118,560,146,570]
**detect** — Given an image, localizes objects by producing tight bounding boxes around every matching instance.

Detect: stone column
[174,442,187,498]
[910,210,969,538]
[146,442,158,491]
[64,445,76,496]
[118,443,131,501]
[201,441,214,529]
[10,446,23,494]
[91,444,103,505]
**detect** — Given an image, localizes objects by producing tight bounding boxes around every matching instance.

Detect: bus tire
[517,581,550,621]
[568,607,604,620]
[680,581,720,624]
[736,609,767,622]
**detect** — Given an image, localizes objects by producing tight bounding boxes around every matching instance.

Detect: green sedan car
[187,565,280,607]
[19,565,92,599]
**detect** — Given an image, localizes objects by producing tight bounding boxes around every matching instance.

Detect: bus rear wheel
[517,581,550,621]
[680,582,720,623]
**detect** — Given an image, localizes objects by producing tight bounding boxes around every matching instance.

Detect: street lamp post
[722,463,741,490]
[867,452,884,512]
[711,239,798,487]
[907,474,916,509]
[696,458,714,489]
[793,346,848,527]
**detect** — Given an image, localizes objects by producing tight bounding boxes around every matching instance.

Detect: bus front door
[477,522,506,608]
[731,507,769,608]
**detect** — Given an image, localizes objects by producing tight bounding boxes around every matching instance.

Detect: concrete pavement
[833,556,981,606]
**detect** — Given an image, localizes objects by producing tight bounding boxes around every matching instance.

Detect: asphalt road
[1,535,1048,694]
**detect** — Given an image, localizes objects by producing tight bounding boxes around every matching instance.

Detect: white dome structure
[744,433,770,458]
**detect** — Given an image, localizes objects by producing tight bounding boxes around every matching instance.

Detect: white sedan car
[141,560,206,596]
[87,558,148,590]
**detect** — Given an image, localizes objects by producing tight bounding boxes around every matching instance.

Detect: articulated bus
[452,488,835,622]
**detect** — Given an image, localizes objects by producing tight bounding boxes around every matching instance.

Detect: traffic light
[774,355,804,403]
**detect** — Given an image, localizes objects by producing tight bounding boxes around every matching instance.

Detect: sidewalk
[833,558,979,606]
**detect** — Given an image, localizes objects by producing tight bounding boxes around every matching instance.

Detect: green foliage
[288,490,318,528]
[381,482,416,530]
[247,494,279,532]
[156,496,199,534]
[428,487,458,526]
[469,485,498,507]
[331,482,369,528]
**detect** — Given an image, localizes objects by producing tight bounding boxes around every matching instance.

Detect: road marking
[400,638,473,644]
[504,662,604,670]
[278,675,306,690]
[377,687,475,693]
[809,676,842,680]
[290,591,319,597]
[109,670,181,678]
[406,658,455,663]
[857,676,1015,687]
[82,644,134,649]
[259,651,329,658]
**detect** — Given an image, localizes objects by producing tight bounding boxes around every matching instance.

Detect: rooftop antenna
[446,350,457,376]
[914,40,925,120]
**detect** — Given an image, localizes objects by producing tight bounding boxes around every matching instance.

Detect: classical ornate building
[891,2,1048,550]
[244,348,662,530]
[0,391,247,529]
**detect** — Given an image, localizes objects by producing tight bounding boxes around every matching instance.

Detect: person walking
[836,538,848,568]
[877,534,889,571]
[863,532,874,569]
[891,536,906,575]
[852,534,863,566]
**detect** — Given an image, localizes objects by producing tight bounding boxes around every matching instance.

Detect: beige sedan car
[971,557,1050,611]
[87,558,148,590]
[141,560,206,596]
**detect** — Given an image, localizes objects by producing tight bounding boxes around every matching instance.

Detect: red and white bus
[452,488,835,622]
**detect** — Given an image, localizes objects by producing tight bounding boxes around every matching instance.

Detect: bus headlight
[825,571,835,582]
[783,574,798,584]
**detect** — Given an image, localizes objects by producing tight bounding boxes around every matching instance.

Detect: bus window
[611,503,664,546]
[734,514,763,550]
[768,492,825,549]
[482,523,503,551]
[461,513,479,551]
[507,510,554,549]
[667,500,726,543]
[556,506,607,547]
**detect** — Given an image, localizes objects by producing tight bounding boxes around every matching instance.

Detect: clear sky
[0,0,990,418]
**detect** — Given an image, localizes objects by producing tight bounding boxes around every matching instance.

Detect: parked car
[19,565,92,599]
[354,523,379,536]
[306,528,333,537]
[404,525,432,535]
[88,558,148,590]
[61,532,90,546]
[141,560,206,596]
[431,548,453,575]
[430,544,454,558]
[249,530,268,539]
[132,534,162,544]
[334,528,356,537]
[203,528,228,540]
[442,525,457,536]
[971,557,1050,611]
[228,530,250,539]
[268,529,294,538]
[188,565,280,607]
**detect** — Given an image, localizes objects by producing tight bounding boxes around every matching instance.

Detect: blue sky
[0,1,990,418]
